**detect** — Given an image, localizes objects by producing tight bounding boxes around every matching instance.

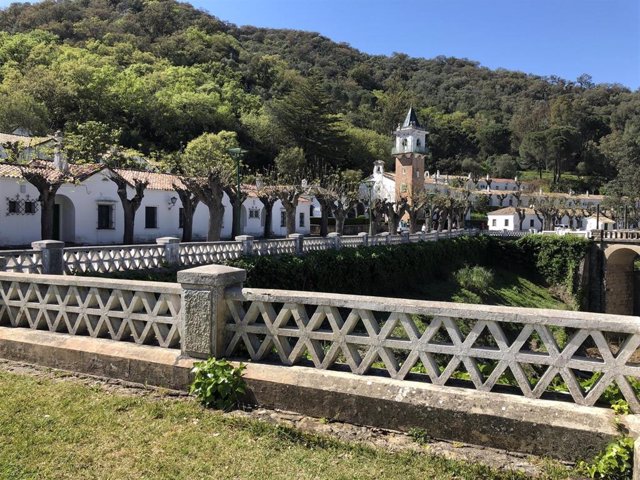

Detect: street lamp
[364,179,375,236]
[228,147,248,237]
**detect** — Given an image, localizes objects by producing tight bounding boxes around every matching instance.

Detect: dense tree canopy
[0,0,637,194]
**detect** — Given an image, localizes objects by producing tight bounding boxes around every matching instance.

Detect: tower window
[416,139,421,147]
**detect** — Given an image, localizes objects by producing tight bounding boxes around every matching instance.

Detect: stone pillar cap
[31,240,65,249]
[156,237,180,244]
[288,233,304,238]
[235,235,255,241]
[178,264,246,287]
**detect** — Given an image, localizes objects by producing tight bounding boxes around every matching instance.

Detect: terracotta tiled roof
[0,161,106,183]
[0,164,22,178]
[113,169,186,191]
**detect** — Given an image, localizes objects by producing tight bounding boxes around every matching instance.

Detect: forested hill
[0,0,638,196]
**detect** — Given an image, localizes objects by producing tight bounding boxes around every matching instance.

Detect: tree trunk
[284,203,296,235]
[263,205,273,238]
[122,202,135,244]
[113,177,147,245]
[231,198,242,237]
[175,189,198,242]
[316,197,332,236]
[408,209,419,233]
[207,203,224,241]
[335,211,346,235]
[40,191,55,240]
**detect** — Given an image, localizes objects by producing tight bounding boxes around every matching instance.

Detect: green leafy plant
[578,436,634,479]
[190,358,247,411]
[454,265,494,293]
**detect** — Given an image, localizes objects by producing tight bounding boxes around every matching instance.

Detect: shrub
[227,235,497,296]
[454,266,494,293]
[578,436,634,479]
[190,358,246,411]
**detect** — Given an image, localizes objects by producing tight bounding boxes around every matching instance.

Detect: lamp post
[364,180,375,236]
[228,147,248,237]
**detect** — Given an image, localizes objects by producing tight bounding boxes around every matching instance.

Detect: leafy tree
[180,131,239,241]
[272,147,308,235]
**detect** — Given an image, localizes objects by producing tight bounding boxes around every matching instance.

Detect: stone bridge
[590,230,640,315]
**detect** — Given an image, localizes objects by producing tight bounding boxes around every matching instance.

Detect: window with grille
[280,210,286,228]
[24,201,36,214]
[299,212,305,228]
[249,207,260,219]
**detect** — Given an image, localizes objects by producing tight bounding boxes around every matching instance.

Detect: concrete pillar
[31,240,64,275]
[327,232,342,249]
[358,232,368,247]
[177,264,246,359]
[288,233,304,255]
[156,237,180,266]
[235,235,255,256]
[378,232,390,245]
[400,232,410,243]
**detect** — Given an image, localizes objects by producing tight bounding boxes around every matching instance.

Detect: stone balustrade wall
[0,229,469,275]
[3,263,640,412]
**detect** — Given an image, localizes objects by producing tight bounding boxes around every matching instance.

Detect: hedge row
[227,234,590,299]
[228,236,497,296]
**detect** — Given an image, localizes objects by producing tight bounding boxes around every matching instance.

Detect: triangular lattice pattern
[224,296,640,411]
[180,242,243,266]
[64,245,165,274]
[0,279,181,348]
[1,250,43,273]
[253,239,296,256]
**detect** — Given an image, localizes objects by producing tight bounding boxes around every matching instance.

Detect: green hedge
[227,235,590,300]
[227,235,496,296]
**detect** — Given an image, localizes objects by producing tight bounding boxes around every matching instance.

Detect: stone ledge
[0,327,621,462]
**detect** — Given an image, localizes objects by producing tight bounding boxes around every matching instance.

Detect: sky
[198,0,640,90]
[0,0,637,89]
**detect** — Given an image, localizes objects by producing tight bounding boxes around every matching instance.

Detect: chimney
[53,130,68,173]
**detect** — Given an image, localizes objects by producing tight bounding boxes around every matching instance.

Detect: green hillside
[0,0,638,197]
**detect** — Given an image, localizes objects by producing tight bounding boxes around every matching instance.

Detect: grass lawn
[414,267,571,310]
[0,371,574,480]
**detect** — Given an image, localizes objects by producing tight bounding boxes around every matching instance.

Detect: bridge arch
[603,244,640,315]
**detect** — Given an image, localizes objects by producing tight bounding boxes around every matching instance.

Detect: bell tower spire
[393,107,427,202]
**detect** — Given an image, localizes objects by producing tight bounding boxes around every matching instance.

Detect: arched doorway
[604,245,640,315]
[53,194,76,244]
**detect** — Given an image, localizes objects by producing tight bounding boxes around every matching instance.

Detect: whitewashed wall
[0,173,311,246]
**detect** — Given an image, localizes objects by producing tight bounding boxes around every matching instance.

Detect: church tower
[393,107,427,202]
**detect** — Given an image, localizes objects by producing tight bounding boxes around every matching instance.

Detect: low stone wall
[0,327,622,462]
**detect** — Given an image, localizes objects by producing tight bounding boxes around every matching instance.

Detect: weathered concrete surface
[0,327,622,462]
[0,327,192,390]
[178,264,246,358]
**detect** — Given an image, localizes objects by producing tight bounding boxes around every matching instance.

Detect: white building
[487,207,542,232]
[584,215,616,231]
[0,163,311,247]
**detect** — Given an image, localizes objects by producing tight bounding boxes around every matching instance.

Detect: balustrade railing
[0,272,181,348]
[63,244,165,274]
[0,229,470,275]
[0,249,42,273]
[223,286,640,411]
[3,263,640,413]
[180,241,243,266]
